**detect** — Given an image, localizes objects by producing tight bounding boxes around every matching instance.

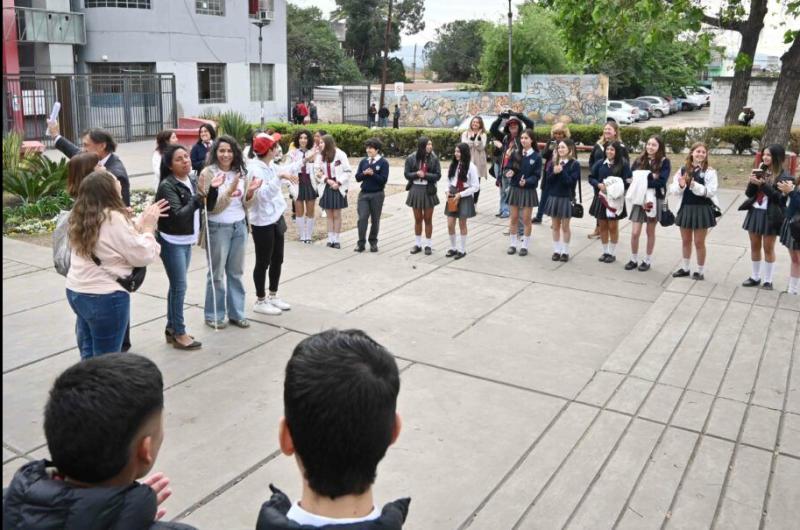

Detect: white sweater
[668,167,720,211]
[314,148,352,197]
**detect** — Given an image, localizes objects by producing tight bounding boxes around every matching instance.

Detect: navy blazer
[510,150,541,189]
[190,142,211,173]
[547,159,580,198]
[355,157,390,193]
[589,141,629,168]
[55,136,130,206]
[589,160,632,191]
[786,188,800,220]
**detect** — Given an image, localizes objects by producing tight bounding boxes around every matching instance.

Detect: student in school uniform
[316,135,352,249]
[354,138,390,253]
[190,123,216,174]
[740,144,793,290]
[589,141,631,263]
[489,111,534,220]
[287,129,318,243]
[404,136,442,255]
[626,135,671,272]
[506,129,540,256]
[587,121,628,240]
[777,175,800,295]
[669,142,719,280]
[444,143,480,259]
[542,138,581,262]
[533,122,570,224]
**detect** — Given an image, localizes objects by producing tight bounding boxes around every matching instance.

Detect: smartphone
[752,169,764,178]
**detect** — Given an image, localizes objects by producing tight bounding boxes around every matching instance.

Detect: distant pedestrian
[444,143,480,260]
[777,176,800,294]
[738,106,755,127]
[190,123,216,174]
[309,101,318,124]
[378,104,390,128]
[393,104,400,128]
[354,138,389,253]
[534,122,570,224]
[298,100,309,124]
[461,116,488,180]
[368,103,377,128]
[152,129,179,190]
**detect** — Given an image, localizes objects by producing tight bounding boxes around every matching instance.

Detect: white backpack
[53,210,71,276]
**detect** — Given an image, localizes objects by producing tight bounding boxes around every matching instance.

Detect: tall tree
[479,4,569,91]
[762,31,799,147]
[424,20,490,83]
[286,4,362,84]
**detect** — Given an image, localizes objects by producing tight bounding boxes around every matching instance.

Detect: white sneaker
[321,209,327,218]
[253,299,282,315]
[268,296,291,311]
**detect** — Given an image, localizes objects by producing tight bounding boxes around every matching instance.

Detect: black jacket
[404,153,441,195]
[378,107,390,119]
[740,169,793,230]
[256,484,410,530]
[156,174,219,237]
[2,460,195,530]
[489,112,535,167]
[56,136,130,206]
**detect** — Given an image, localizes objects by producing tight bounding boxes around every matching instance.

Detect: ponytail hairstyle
[448,143,471,182]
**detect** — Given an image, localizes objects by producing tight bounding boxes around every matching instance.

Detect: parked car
[663,96,681,113]
[454,114,499,132]
[624,99,651,121]
[635,96,671,118]
[673,95,699,111]
[682,87,710,107]
[606,100,637,124]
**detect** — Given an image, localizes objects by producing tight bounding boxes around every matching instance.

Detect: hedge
[261,122,800,158]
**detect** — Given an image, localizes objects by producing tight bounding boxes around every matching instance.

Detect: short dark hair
[44,353,164,484]
[364,138,383,152]
[82,128,117,153]
[284,329,400,499]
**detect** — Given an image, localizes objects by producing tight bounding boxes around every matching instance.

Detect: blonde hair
[598,121,619,143]
[684,142,709,172]
[551,122,571,138]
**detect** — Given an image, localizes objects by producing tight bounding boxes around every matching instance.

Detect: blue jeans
[204,219,247,322]
[66,289,130,360]
[159,236,192,336]
[379,117,388,128]
[495,162,510,216]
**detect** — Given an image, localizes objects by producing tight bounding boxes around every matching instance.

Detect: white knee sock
[306,217,315,240]
[459,235,467,253]
[327,232,334,243]
[789,276,799,295]
[553,240,561,253]
[415,235,422,247]
[609,243,617,256]
[425,238,432,248]
[449,233,457,249]
[563,242,569,255]
[631,253,639,264]
[752,260,762,281]
[521,236,530,249]
[296,217,305,240]
[697,265,705,274]
[762,261,775,283]
[644,254,652,265]
[510,234,518,247]
[681,258,690,270]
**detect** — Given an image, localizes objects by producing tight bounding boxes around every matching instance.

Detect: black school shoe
[560,253,569,262]
[693,272,705,281]
[742,277,761,287]
[446,249,458,258]
[532,218,542,224]
[454,251,466,260]
[354,244,365,253]
[519,248,528,257]
[762,282,773,290]
[508,247,517,255]
[410,245,422,254]
[370,244,379,252]
[638,262,651,272]
[326,242,333,248]
[551,252,561,261]
[598,253,609,262]
[672,269,691,278]
[332,242,341,249]
[604,255,617,263]
[424,246,432,255]
[624,260,638,271]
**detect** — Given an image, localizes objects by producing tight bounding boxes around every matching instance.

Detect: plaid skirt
[629,199,663,223]
[742,208,779,236]
[780,218,799,250]
[444,195,477,219]
[406,185,440,209]
[319,185,348,210]
[589,194,626,221]
[676,204,716,229]
[543,196,573,219]
[297,181,318,201]
[507,186,538,208]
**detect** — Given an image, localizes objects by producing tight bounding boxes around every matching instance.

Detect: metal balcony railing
[13,6,86,45]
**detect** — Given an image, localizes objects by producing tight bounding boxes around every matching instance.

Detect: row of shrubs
[256,122,799,159]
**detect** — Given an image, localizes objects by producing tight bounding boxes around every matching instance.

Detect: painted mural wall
[383,74,608,128]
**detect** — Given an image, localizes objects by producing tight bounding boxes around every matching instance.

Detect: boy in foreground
[257,329,409,529]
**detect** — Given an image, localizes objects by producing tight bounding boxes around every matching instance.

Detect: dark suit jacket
[55,136,130,206]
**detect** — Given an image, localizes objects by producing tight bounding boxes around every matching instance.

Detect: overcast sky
[291,0,794,58]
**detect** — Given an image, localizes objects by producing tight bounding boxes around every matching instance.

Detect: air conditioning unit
[256,9,273,21]
[249,0,273,21]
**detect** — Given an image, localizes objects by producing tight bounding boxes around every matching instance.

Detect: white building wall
[711,77,800,127]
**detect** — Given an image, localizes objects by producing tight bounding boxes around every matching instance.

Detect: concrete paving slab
[2,269,66,316]
[719,304,774,403]
[576,371,624,407]
[2,237,52,269]
[715,445,772,530]
[780,412,800,458]
[751,309,797,411]
[672,390,714,433]
[2,447,15,463]
[762,456,800,530]
[742,405,781,451]
[638,383,683,425]
[706,398,747,442]
[607,377,652,415]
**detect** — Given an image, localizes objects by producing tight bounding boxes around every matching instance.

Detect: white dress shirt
[447,162,480,197]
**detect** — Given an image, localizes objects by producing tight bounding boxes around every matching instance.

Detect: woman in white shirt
[152,130,178,190]
[444,143,480,259]
[247,133,298,316]
[316,135,352,248]
[199,135,262,329]
[66,170,167,359]
[288,129,318,243]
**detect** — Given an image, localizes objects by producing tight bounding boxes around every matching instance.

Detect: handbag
[91,254,147,293]
[711,203,723,218]
[659,199,675,227]
[572,165,584,218]
[446,195,460,213]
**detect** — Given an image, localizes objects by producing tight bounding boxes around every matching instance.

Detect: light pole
[252,18,271,127]
[507,0,512,103]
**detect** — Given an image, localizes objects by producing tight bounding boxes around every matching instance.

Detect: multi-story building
[3,0,288,137]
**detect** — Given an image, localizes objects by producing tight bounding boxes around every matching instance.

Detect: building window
[250,64,274,102]
[197,63,226,104]
[196,0,224,16]
[85,0,151,8]
[88,62,156,93]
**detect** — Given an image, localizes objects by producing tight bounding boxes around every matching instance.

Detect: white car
[606,100,637,124]
[636,96,671,118]
[455,114,499,132]
[682,87,710,107]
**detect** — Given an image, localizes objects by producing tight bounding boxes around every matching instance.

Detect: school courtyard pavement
[3,140,800,529]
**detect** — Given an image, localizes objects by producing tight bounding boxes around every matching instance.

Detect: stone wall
[710,77,800,127]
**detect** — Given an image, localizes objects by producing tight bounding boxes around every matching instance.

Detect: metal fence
[3,73,177,146]
[341,85,371,126]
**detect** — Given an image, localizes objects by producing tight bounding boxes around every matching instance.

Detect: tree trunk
[723,0,769,125]
[379,0,393,111]
[762,35,800,148]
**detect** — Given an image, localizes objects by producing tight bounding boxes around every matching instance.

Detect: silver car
[635,96,671,118]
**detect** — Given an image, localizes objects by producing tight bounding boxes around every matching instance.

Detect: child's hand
[143,472,172,520]
[777,180,794,194]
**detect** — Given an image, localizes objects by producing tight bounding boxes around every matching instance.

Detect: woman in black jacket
[190,123,216,174]
[740,144,793,290]
[156,145,222,349]
[404,136,441,255]
[489,111,534,220]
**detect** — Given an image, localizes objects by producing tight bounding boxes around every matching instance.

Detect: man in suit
[47,119,132,352]
[47,120,131,206]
